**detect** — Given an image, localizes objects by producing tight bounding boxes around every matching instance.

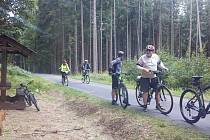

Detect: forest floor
[0,90,154,140]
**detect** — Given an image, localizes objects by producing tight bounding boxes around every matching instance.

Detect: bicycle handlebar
[149,70,165,75]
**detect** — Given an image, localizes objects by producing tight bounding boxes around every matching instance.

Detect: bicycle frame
[188,77,210,117]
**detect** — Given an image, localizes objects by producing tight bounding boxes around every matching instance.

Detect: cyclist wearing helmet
[110,51,125,105]
[59,60,70,82]
[136,45,168,112]
[81,59,91,76]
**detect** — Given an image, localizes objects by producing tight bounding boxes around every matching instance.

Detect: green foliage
[159,51,210,88]
[123,59,139,82]
[8,65,32,77]
[7,65,51,95]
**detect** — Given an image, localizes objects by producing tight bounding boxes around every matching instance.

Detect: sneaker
[143,107,147,112]
[112,100,118,105]
[156,105,165,110]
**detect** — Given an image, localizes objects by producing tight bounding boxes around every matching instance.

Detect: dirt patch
[0,90,157,140]
[66,101,99,117]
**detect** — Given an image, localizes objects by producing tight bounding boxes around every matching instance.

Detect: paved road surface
[36,74,210,135]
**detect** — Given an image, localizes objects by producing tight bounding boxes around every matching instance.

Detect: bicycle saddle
[192,76,203,81]
[192,76,203,85]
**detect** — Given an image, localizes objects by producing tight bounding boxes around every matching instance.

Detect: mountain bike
[180,76,210,123]
[112,73,129,109]
[61,72,69,86]
[81,69,90,84]
[135,70,173,115]
[16,81,40,111]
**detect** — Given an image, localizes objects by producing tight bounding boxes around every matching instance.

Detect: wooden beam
[0,48,8,101]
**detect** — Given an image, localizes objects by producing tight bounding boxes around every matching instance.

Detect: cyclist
[59,60,70,85]
[110,51,130,105]
[81,59,91,76]
[136,45,168,112]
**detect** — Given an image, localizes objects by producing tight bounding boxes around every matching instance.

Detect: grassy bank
[6,66,210,139]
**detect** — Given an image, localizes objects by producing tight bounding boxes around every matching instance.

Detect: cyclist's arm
[136,57,150,73]
[158,60,168,71]
[111,58,120,66]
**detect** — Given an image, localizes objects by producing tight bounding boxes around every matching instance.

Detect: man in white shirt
[136,45,168,112]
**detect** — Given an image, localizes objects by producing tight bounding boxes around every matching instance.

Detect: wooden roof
[0,34,36,57]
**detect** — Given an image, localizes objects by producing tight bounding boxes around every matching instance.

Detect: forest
[1,0,210,87]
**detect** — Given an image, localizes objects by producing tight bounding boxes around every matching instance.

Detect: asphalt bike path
[36,74,210,135]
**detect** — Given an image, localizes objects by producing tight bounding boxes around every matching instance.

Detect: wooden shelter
[0,34,35,109]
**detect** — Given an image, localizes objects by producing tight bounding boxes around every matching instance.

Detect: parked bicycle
[112,73,129,109]
[81,70,90,84]
[135,70,173,115]
[180,76,210,123]
[62,72,69,86]
[16,81,40,111]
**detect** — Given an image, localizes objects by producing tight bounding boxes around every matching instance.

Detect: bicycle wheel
[29,93,40,111]
[136,84,144,106]
[158,85,173,115]
[62,76,65,85]
[180,89,201,123]
[86,75,90,84]
[119,83,129,109]
[24,95,32,106]
[81,75,85,83]
[66,76,69,86]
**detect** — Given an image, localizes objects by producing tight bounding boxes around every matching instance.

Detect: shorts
[139,77,158,92]
[112,74,119,89]
[61,72,69,78]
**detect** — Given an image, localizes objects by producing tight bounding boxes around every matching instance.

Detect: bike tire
[158,85,173,115]
[135,84,144,106]
[81,76,85,83]
[24,95,32,106]
[62,76,65,85]
[180,89,201,123]
[86,75,90,84]
[29,93,40,111]
[66,76,69,86]
[119,83,129,109]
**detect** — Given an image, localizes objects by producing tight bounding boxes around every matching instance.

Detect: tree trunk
[93,0,98,72]
[100,0,103,73]
[81,0,84,64]
[126,0,129,59]
[89,0,92,67]
[170,0,174,56]
[74,4,78,73]
[207,0,210,56]
[114,0,117,58]
[61,7,65,62]
[158,0,162,51]
[188,0,192,59]
[196,0,202,54]
[110,2,113,63]
[106,35,109,70]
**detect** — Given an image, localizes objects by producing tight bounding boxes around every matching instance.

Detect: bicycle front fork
[206,102,210,114]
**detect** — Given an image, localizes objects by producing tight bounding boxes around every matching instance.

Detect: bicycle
[135,70,173,115]
[81,70,90,84]
[16,81,40,111]
[61,72,69,86]
[180,76,210,123]
[112,73,129,109]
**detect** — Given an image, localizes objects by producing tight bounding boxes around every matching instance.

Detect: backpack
[108,62,118,75]
[108,64,113,75]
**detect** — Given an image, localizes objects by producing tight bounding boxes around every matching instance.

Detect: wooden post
[1,49,7,101]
